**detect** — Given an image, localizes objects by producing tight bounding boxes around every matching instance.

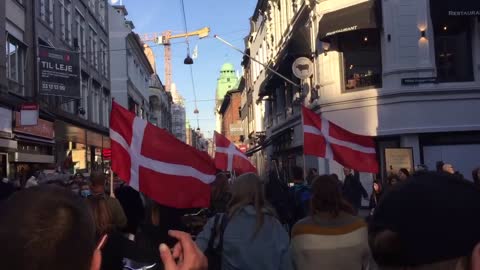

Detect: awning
[430,0,480,18]
[318,0,380,41]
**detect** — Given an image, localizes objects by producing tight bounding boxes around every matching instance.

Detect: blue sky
[120,0,257,138]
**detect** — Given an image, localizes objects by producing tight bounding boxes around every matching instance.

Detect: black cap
[369,172,480,266]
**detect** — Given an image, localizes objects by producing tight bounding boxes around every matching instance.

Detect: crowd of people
[1,161,480,270]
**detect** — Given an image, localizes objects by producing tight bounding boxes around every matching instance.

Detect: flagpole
[300,99,307,183]
[110,168,115,198]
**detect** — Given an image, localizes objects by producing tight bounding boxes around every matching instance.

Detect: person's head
[292,166,304,182]
[74,172,85,183]
[211,173,229,200]
[330,173,340,182]
[369,172,480,270]
[310,175,354,217]
[80,182,92,198]
[343,167,352,176]
[373,181,382,193]
[398,168,410,181]
[389,176,399,186]
[472,168,480,187]
[228,173,274,236]
[442,164,455,175]
[71,182,80,195]
[436,161,445,172]
[87,195,113,238]
[90,171,106,193]
[307,168,318,176]
[0,185,102,270]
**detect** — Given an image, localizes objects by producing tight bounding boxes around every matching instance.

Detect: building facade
[248,0,480,181]
[149,74,172,131]
[0,0,113,180]
[170,83,186,142]
[38,0,112,175]
[219,88,243,145]
[109,5,153,119]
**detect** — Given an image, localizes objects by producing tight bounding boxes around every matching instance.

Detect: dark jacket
[115,185,145,234]
[342,172,368,209]
[101,231,160,270]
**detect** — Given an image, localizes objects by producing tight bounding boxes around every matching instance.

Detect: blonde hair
[228,173,275,238]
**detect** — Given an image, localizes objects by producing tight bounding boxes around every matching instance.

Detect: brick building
[218,84,243,145]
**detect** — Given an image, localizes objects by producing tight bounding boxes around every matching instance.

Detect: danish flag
[110,101,217,208]
[214,131,257,175]
[302,106,379,173]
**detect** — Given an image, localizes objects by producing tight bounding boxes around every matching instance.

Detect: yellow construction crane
[141,27,210,92]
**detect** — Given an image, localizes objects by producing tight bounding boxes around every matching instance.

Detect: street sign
[292,57,313,80]
[229,123,243,136]
[20,103,39,126]
[38,46,81,98]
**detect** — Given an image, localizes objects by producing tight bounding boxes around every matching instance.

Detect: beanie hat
[369,172,480,267]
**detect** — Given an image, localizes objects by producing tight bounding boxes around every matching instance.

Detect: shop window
[6,36,26,96]
[432,17,474,83]
[337,29,382,91]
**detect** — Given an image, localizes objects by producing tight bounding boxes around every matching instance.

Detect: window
[103,43,108,78]
[98,1,106,27]
[99,41,108,77]
[94,36,98,70]
[40,0,54,28]
[6,35,26,96]
[432,16,474,82]
[338,30,382,91]
[89,27,98,69]
[75,11,86,58]
[80,79,88,119]
[88,0,96,11]
[60,0,72,45]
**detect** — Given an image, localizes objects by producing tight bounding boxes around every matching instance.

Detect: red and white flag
[110,101,217,208]
[302,106,379,173]
[214,131,257,175]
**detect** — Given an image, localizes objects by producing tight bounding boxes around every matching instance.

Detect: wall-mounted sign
[0,107,12,135]
[401,77,437,85]
[229,123,243,136]
[38,46,80,98]
[385,148,414,175]
[292,57,314,80]
[20,103,39,126]
[14,112,55,139]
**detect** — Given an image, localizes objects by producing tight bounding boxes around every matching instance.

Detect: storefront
[55,120,110,174]
[0,107,18,179]
[11,112,55,184]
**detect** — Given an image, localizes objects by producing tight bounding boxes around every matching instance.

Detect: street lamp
[184,54,194,65]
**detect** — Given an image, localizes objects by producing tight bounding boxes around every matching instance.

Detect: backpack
[290,184,311,225]
[204,214,228,270]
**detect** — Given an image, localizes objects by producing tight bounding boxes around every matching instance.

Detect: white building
[109,5,153,118]
[248,0,480,180]
[149,74,172,131]
[171,83,186,142]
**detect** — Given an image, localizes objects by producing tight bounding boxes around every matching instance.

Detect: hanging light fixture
[184,54,194,65]
[194,108,199,114]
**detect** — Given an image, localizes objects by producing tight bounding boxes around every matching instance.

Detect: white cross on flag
[214,131,257,175]
[302,106,379,173]
[110,101,217,208]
